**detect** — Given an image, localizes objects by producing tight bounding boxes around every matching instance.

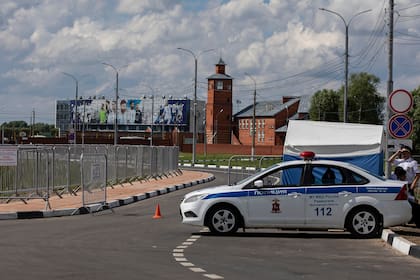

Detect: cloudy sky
[0,0,419,124]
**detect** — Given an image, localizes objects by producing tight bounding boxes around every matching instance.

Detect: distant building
[234,96,309,146]
[204,58,310,148]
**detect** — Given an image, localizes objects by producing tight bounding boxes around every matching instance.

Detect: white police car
[180,152,411,238]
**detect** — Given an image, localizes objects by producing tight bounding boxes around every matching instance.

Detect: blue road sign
[388,114,413,139]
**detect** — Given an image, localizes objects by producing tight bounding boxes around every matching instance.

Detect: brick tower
[206,58,233,144]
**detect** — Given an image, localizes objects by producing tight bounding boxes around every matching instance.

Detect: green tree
[309,89,340,121]
[309,72,385,124]
[409,87,420,151]
[2,121,28,128]
[1,121,58,139]
[345,72,385,124]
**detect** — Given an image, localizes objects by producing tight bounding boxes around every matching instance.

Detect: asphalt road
[0,169,419,280]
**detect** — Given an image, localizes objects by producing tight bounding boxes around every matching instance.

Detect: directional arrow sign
[388,114,413,139]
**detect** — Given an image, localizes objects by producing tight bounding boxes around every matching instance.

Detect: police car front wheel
[347,207,381,238]
[206,205,240,234]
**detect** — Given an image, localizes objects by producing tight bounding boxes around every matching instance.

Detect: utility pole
[32,109,35,136]
[245,73,256,159]
[385,0,394,177]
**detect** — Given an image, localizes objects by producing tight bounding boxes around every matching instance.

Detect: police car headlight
[184,194,208,203]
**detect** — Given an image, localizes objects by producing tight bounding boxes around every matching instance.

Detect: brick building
[234,96,305,146]
[204,58,310,150]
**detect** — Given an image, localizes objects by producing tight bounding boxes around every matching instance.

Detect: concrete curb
[0,174,216,220]
[381,229,420,259]
[179,162,258,171]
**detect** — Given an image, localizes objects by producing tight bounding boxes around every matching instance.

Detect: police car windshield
[232,164,280,185]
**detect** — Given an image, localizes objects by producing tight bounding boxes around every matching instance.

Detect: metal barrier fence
[227,155,283,185]
[81,153,107,208]
[0,144,179,207]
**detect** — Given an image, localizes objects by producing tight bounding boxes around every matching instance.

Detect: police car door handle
[339,191,352,196]
[288,192,302,198]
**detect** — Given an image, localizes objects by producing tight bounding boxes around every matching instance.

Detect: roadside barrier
[0,144,179,207]
[80,153,107,210]
[226,155,283,185]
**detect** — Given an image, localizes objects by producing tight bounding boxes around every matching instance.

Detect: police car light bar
[300,151,315,161]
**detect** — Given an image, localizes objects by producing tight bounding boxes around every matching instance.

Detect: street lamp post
[102,63,119,145]
[140,85,156,146]
[62,72,78,144]
[177,47,215,164]
[150,95,154,146]
[245,73,256,159]
[319,8,371,123]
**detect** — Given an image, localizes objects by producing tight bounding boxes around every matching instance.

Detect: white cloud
[0,0,419,124]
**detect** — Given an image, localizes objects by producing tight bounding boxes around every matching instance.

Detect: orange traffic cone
[153,204,162,219]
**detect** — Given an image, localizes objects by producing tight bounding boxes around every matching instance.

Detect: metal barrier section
[81,153,107,209]
[126,146,138,181]
[227,155,283,185]
[5,147,52,209]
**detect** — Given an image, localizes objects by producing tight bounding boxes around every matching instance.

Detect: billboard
[69,98,190,126]
[154,99,190,126]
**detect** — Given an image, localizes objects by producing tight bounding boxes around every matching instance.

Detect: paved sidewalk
[0,170,214,219]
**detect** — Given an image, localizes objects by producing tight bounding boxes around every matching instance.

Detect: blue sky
[0,0,419,124]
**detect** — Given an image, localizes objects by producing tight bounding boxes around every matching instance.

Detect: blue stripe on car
[203,186,401,200]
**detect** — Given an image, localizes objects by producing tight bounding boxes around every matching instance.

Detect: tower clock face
[216,81,223,90]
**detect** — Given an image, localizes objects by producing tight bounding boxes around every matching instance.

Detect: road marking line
[204,274,224,279]
[190,267,206,273]
[172,253,184,257]
[173,248,184,252]
[187,238,198,242]
[173,227,224,279]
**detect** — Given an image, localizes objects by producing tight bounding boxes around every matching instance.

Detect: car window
[245,165,303,189]
[310,166,344,185]
[309,164,369,185]
[343,169,369,185]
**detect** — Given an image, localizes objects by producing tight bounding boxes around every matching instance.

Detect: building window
[216,81,223,90]
[262,119,265,128]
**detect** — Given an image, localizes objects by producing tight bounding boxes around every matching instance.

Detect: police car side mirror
[254,180,264,188]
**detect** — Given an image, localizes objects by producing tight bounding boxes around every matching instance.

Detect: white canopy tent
[283,120,385,175]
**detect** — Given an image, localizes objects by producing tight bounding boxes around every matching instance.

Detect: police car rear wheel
[347,207,380,238]
[207,206,239,234]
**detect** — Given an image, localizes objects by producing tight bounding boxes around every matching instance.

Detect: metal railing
[227,155,283,185]
[0,144,180,208]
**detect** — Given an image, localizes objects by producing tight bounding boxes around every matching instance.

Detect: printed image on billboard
[69,98,191,127]
[154,100,190,126]
[70,99,143,125]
